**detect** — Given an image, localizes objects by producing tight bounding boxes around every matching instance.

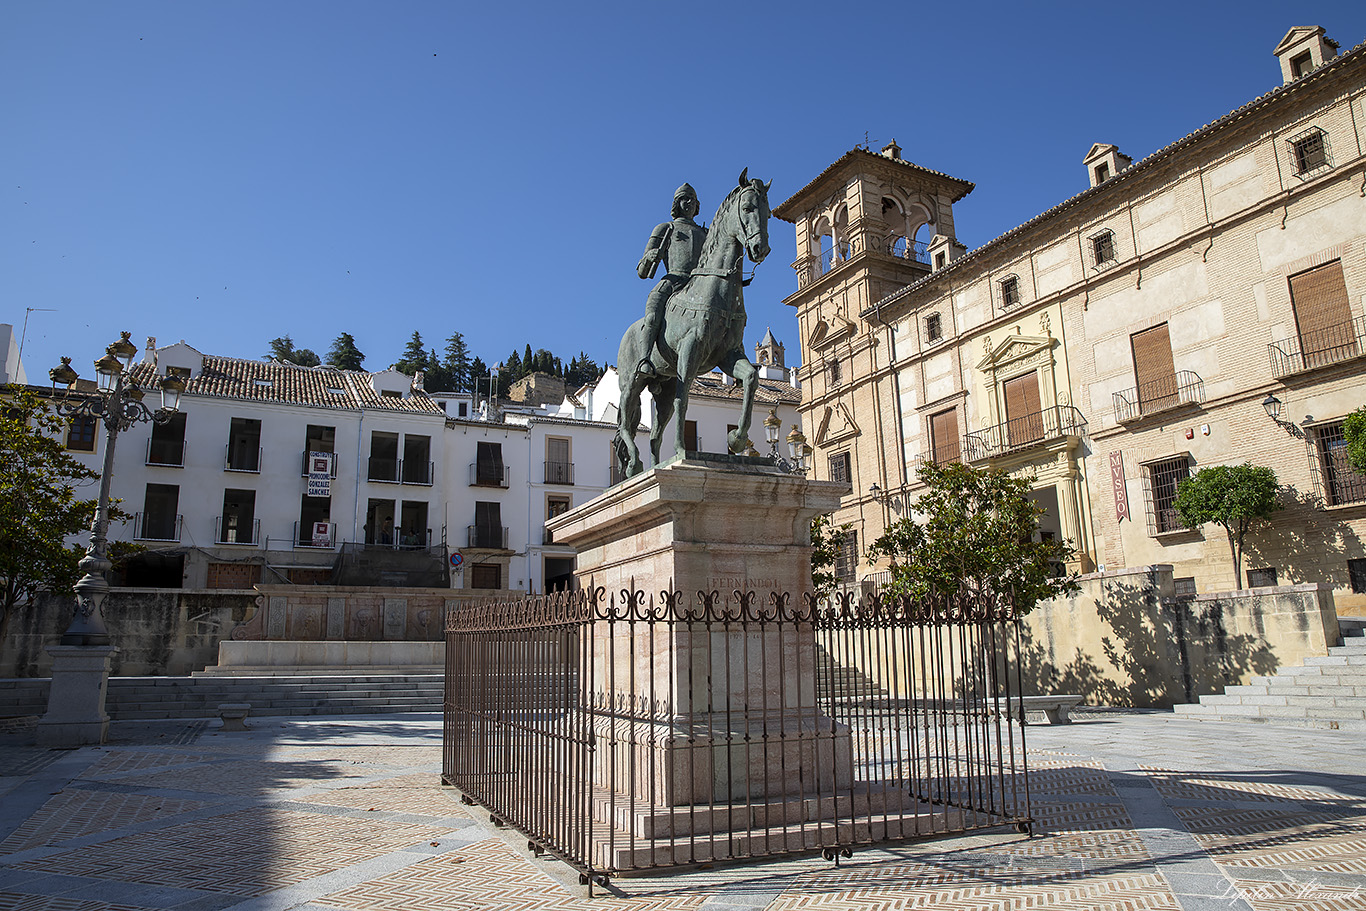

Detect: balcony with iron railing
[469,462,510,488]
[215,516,260,546]
[544,460,574,485]
[913,446,961,471]
[293,521,337,549]
[224,445,262,473]
[134,512,182,542]
[1113,371,1206,423]
[880,235,930,264]
[402,460,434,486]
[370,528,434,549]
[467,524,509,549]
[146,437,186,467]
[368,456,400,483]
[1269,315,1366,378]
[300,451,338,478]
[964,406,1087,461]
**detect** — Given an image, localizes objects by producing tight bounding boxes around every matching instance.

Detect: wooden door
[1003,373,1043,446]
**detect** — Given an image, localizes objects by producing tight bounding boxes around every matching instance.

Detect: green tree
[423,348,450,391]
[443,332,472,392]
[266,335,321,367]
[325,333,365,371]
[1173,463,1280,590]
[865,461,1079,613]
[394,331,427,376]
[0,389,113,642]
[1343,406,1366,474]
[810,514,851,599]
[522,344,534,378]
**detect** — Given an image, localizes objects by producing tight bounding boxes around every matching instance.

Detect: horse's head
[734,167,772,265]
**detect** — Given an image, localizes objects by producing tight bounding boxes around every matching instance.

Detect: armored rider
[636,183,707,377]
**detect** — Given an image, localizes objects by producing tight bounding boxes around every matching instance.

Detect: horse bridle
[692,184,764,283]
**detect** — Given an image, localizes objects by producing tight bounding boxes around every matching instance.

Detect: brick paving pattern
[0,712,1363,910]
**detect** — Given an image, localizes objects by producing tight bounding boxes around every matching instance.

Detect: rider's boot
[637,286,668,378]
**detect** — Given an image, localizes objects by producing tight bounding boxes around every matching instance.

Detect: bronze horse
[615,170,772,477]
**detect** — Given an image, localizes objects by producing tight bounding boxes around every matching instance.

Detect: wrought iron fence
[1268,315,1366,377]
[1112,371,1206,422]
[443,587,1031,892]
[963,406,1086,461]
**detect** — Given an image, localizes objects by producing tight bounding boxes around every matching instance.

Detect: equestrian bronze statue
[615,170,772,478]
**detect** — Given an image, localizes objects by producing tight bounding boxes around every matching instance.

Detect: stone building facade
[778,26,1366,611]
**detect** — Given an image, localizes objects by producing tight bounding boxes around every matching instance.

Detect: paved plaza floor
[1,710,1364,911]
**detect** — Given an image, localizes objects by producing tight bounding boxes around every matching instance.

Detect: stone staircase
[1173,618,1366,731]
[0,673,445,722]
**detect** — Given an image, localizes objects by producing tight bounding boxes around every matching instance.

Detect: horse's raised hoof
[727,429,748,454]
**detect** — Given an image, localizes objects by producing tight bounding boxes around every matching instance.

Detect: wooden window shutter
[930,409,960,463]
[1131,324,1177,412]
[1289,261,1355,367]
[547,437,569,462]
[1003,373,1043,444]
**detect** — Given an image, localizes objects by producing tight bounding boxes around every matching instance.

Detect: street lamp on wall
[1262,393,1306,439]
[763,408,808,474]
[48,332,184,646]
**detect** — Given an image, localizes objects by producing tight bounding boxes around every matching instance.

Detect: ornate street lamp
[763,408,808,474]
[48,333,184,646]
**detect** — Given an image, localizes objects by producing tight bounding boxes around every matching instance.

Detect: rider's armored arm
[637,222,674,280]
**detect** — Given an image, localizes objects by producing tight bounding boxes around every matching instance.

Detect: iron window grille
[828,451,851,485]
[1090,230,1116,268]
[828,359,842,385]
[834,529,858,583]
[1142,455,1190,535]
[1309,421,1366,506]
[1246,567,1278,588]
[999,275,1020,308]
[1288,127,1330,177]
[1348,558,1366,594]
[1173,576,1197,597]
[925,312,943,343]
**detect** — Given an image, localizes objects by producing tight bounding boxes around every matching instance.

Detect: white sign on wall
[307,451,333,497]
[312,521,332,547]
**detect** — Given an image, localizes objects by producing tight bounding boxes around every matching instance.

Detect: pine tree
[394,331,426,375]
[325,333,365,371]
[266,335,321,367]
[522,344,534,378]
[423,348,450,391]
[505,349,523,382]
[443,332,472,392]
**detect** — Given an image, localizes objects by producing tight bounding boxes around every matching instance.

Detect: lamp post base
[36,645,117,747]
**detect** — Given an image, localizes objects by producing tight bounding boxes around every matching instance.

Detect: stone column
[36,645,117,747]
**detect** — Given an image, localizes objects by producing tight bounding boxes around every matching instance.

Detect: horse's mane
[696,181,753,265]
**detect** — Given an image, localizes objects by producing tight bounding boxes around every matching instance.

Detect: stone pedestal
[548,456,851,815]
[36,645,116,747]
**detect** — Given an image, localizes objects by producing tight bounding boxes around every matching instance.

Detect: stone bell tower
[774,141,974,583]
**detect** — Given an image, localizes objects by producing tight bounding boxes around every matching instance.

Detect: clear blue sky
[5,2,1366,384]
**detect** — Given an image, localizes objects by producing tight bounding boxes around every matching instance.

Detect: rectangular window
[473,441,506,486]
[147,412,187,466]
[298,494,332,546]
[828,451,851,484]
[1131,323,1179,413]
[1003,372,1044,446]
[140,483,181,541]
[999,276,1019,307]
[925,312,942,343]
[828,359,842,385]
[545,494,571,545]
[1313,422,1366,506]
[472,501,504,549]
[1291,51,1313,78]
[1094,162,1110,183]
[402,434,432,484]
[834,530,858,583]
[1289,260,1357,369]
[1247,567,1278,588]
[1349,558,1366,594]
[1292,130,1328,174]
[545,436,573,484]
[683,420,699,452]
[934,251,946,269]
[399,501,429,547]
[1173,577,1197,597]
[1145,455,1190,535]
[226,417,262,472]
[218,489,257,544]
[369,431,400,482]
[929,408,960,464]
[1091,231,1115,266]
[66,415,97,452]
[458,402,468,417]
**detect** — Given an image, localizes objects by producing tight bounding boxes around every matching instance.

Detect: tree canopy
[393,331,427,376]
[266,335,321,367]
[866,461,1078,613]
[1173,463,1280,590]
[0,389,110,641]
[325,333,366,371]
